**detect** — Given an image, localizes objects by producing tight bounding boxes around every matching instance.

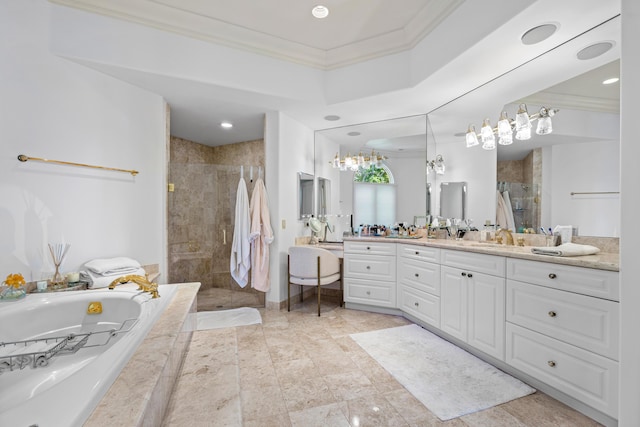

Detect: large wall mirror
[426,15,620,237]
[314,115,427,228]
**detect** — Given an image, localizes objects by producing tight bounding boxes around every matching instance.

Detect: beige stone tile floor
[197,286,265,312]
[163,299,603,427]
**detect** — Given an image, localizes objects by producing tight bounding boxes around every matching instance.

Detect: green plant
[354,165,390,183]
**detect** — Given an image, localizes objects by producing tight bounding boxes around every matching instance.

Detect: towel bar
[17,154,139,176]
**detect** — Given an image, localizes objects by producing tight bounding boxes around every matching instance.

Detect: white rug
[350,324,535,420]
[197,307,262,330]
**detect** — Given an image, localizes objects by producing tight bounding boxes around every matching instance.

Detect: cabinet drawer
[441,249,505,277]
[506,323,618,418]
[344,254,396,281]
[344,240,396,256]
[506,258,619,301]
[506,280,619,360]
[397,244,440,263]
[398,285,440,327]
[345,278,396,307]
[397,258,440,296]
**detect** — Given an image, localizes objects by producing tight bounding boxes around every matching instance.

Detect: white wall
[549,140,620,237]
[264,112,314,305]
[0,0,167,281]
[619,1,640,425]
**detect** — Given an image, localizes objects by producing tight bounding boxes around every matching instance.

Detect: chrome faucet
[496,228,514,246]
[108,274,160,298]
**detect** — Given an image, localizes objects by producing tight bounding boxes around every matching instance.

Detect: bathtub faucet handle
[108,274,160,298]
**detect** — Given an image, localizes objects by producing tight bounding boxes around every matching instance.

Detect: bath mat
[350,324,535,420]
[197,307,262,330]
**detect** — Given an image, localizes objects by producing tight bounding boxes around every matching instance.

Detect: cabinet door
[468,272,505,360]
[440,266,467,341]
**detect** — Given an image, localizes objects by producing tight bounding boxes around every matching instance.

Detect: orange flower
[3,273,26,288]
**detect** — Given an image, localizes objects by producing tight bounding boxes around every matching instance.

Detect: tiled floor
[163,299,603,427]
[197,286,265,312]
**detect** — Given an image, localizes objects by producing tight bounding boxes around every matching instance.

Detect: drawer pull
[548,311,557,318]
[548,273,557,279]
[366,291,371,295]
[415,251,420,255]
[461,272,467,277]
[547,360,556,368]
[467,273,473,278]
[366,246,371,250]
[414,273,419,277]
[414,302,419,307]
[366,266,371,270]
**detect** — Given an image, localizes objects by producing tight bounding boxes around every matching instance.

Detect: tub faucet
[496,228,514,246]
[108,274,160,298]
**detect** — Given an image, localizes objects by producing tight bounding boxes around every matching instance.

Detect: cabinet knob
[548,311,557,317]
[548,273,557,279]
[414,273,419,277]
[547,360,556,368]
[461,272,467,277]
[414,302,419,307]
[415,251,420,255]
[366,265,371,270]
[467,273,473,278]
[366,246,371,250]
[366,291,371,295]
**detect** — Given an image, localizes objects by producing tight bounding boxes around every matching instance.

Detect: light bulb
[536,107,553,135]
[465,124,479,148]
[497,111,512,139]
[515,103,532,132]
[480,118,496,150]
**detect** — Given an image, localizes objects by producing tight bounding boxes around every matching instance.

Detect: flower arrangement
[3,273,26,288]
[1,273,27,300]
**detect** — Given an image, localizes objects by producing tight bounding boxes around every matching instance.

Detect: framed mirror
[298,172,314,220]
[316,177,331,217]
[440,182,467,219]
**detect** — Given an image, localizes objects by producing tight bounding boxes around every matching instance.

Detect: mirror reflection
[426,16,620,237]
[314,115,427,230]
[298,172,314,220]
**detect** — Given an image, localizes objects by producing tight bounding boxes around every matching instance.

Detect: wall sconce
[331,150,387,171]
[427,154,445,175]
[465,103,558,150]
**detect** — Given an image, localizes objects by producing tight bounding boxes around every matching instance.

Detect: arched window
[353,163,396,226]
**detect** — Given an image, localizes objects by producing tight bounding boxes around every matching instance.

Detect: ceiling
[49,0,621,149]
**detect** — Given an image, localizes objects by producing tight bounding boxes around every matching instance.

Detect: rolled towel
[531,242,600,257]
[84,257,141,276]
[81,267,147,289]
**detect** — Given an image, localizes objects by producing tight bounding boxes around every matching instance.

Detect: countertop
[343,236,619,272]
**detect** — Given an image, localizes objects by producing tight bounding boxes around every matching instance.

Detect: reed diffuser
[48,243,70,289]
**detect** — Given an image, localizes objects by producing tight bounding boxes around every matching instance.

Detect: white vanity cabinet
[343,241,396,308]
[440,250,506,360]
[397,244,441,327]
[505,258,620,418]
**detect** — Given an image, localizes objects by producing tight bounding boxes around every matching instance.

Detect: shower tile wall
[168,136,265,309]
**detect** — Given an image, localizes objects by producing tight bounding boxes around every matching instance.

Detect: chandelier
[465,104,559,150]
[330,150,387,171]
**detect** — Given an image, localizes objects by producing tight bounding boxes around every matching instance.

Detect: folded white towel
[81,267,147,289]
[84,257,141,275]
[531,243,600,257]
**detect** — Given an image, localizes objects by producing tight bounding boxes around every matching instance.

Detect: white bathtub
[0,284,178,427]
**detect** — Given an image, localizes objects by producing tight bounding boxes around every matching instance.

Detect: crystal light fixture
[515,103,532,141]
[427,154,446,175]
[465,124,479,148]
[536,107,554,135]
[497,111,513,145]
[330,150,387,171]
[480,118,496,150]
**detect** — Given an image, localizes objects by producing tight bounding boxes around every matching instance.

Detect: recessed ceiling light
[521,24,558,45]
[577,42,614,60]
[312,5,329,19]
[220,121,233,129]
[602,77,619,85]
[347,131,361,136]
[324,115,340,121]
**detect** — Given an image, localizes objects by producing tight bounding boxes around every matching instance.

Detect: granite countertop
[343,236,619,272]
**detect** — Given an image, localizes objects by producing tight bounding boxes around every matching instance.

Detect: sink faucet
[496,228,514,246]
[108,274,160,298]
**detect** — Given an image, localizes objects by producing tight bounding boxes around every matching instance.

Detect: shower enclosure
[168,137,265,311]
